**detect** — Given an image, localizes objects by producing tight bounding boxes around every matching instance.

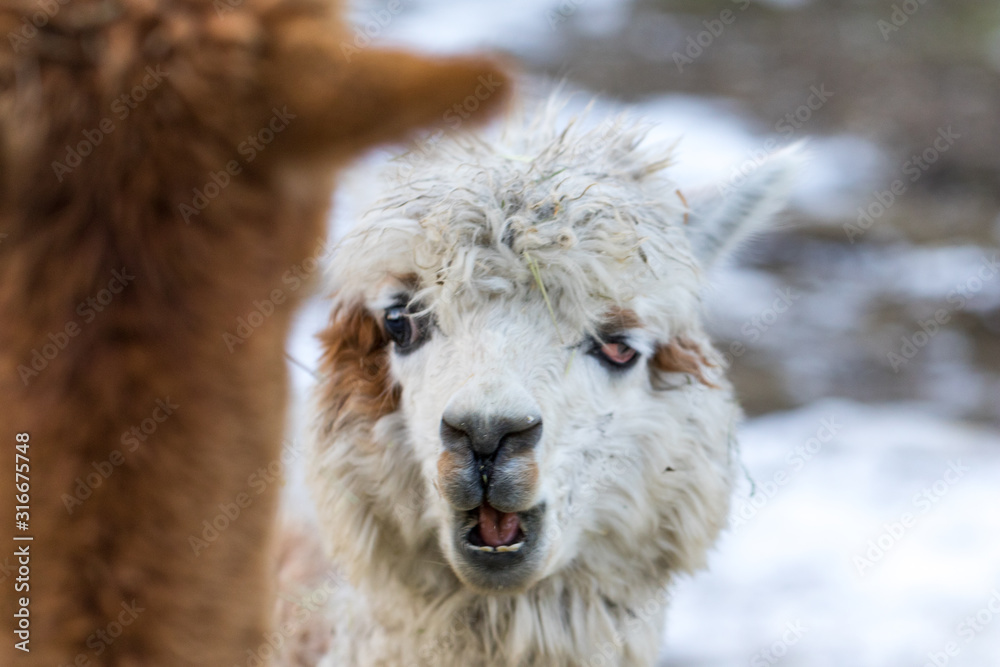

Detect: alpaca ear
[683,145,803,268]
[263,41,512,159]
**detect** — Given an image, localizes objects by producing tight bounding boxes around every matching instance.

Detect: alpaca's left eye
[384,305,417,350]
[591,338,639,370]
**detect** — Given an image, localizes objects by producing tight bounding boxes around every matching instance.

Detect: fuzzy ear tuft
[684,144,804,269]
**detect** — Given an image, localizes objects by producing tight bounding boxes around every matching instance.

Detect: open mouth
[465,502,526,553]
[451,502,545,591]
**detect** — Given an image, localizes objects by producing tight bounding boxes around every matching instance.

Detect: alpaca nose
[440,411,543,461]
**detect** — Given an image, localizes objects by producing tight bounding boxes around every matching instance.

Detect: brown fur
[603,306,643,332]
[436,449,470,503]
[0,0,508,663]
[651,337,718,388]
[602,307,716,388]
[315,302,399,437]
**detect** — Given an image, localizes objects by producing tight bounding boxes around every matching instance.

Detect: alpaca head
[311,107,799,598]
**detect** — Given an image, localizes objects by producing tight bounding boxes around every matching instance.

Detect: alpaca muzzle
[437,409,542,513]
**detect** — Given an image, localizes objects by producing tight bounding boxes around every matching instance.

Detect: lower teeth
[469,542,523,553]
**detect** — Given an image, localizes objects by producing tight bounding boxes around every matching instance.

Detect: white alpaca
[300,101,799,667]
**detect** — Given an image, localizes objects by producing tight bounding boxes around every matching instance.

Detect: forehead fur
[331,103,703,335]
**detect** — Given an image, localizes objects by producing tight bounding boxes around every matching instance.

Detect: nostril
[440,412,543,460]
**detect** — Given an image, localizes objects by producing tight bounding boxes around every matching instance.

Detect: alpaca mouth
[466,502,526,552]
[451,502,545,591]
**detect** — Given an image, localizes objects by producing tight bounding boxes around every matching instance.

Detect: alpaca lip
[451,502,545,591]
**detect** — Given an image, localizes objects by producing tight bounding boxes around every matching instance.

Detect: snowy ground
[277,1,1000,665]
[662,401,1000,667]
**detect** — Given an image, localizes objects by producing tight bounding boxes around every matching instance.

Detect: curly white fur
[299,98,800,667]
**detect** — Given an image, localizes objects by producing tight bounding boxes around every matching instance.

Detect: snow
[344,0,630,57]
[661,400,1000,667]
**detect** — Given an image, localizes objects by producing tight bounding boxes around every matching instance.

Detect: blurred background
[283,1,1000,665]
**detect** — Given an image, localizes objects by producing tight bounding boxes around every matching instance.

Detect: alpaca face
[376,283,715,593]
[311,113,799,601]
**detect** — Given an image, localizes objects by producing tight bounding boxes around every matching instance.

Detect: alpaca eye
[591,338,639,371]
[384,305,417,349]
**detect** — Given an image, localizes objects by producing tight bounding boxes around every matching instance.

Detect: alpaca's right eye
[385,304,427,353]
[384,305,414,347]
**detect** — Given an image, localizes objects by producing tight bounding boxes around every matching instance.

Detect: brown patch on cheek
[317,302,400,432]
[437,450,465,491]
[437,450,483,509]
[651,336,718,388]
[516,456,539,495]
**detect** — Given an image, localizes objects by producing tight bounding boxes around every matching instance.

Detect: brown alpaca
[0,0,508,663]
